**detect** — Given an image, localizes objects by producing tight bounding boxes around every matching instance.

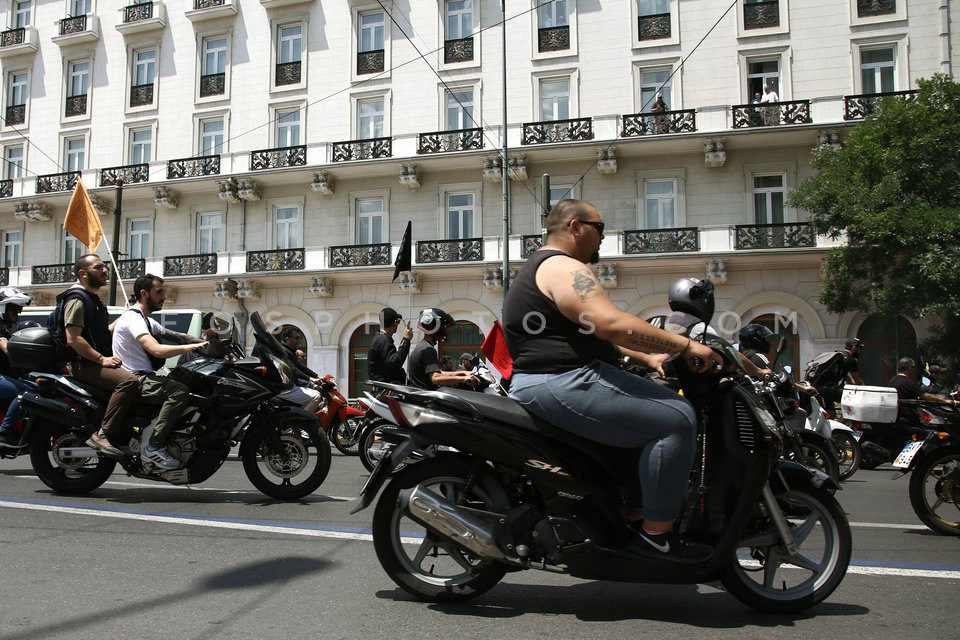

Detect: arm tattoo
[571,269,598,302]
[625,333,680,353]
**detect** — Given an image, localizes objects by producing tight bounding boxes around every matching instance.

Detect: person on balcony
[760,83,780,125]
[650,93,669,134]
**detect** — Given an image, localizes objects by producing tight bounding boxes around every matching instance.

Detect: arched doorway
[348,323,379,397]
[439,320,483,368]
[750,313,799,374]
[857,314,916,385]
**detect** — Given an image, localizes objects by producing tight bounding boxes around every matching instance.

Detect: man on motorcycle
[889,357,957,410]
[503,198,721,562]
[112,274,208,468]
[407,308,478,390]
[367,307,413,385]
[0,287,32,449]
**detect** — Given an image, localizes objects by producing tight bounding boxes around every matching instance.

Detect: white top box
[840,385,899,423]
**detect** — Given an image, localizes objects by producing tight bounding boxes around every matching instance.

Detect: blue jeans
[0,375,29,434]
[509,360,697,522]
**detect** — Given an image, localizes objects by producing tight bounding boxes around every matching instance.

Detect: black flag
[392,220,412,282]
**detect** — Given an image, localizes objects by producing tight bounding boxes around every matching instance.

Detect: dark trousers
[72,360,140,436]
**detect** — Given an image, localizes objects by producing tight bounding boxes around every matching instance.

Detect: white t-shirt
[760,90,779,103]
[112,308,163,373]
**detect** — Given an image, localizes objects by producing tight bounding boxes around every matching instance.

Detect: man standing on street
[367,307,413,385]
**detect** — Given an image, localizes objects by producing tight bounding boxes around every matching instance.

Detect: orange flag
[64,177,104,251]
[481,320,513,380]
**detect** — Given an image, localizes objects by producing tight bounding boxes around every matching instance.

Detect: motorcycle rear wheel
[830,431,861,480]
[241,420,331,500]
[721,486,851,613]
[29,424,116,495]
[908,445,960,536]
[372,457,510,603]
[360,420,399,472]
[331,416,363,456]
[788,435,841,484]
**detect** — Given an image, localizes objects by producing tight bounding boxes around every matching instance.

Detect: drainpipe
[942,0,953,75]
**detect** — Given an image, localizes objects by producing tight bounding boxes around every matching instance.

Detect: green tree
[790,74,960,371]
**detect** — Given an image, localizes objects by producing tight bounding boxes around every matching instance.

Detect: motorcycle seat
[442,388,587,440]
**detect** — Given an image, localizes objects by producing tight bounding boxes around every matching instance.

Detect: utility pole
[108,182,123,306]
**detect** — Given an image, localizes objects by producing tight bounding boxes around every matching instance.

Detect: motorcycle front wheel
[241,420,331,500]
[331,416,363,456]
[908,445,960,536]
[721,486,851,613]
[788,434,841,484]
[29,423,116,494]
[372,457,510,603]
[830,431,862,480]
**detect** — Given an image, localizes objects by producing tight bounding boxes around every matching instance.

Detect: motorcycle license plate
[892,441,923,469]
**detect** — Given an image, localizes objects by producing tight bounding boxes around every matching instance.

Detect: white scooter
[805,395,861,480]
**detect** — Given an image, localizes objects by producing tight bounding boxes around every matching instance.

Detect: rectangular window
[2,230,20,268]
[747,59,779,99]
[64,232,83,264]
[360,12,385,52]
[639,68,672,112]
[134,49,156,86]
[8,73,27,107]
[276,109,300,147]
[200,118,224,156]
[644,179,677,228]
[4,145,23,179]
[278,25,302,63]
[446,192,475,239]
[753,174,785,224]
[130,128,152,164]
[549,185,574,208]
[128,219,151,260]
[357,198,384,244]
[445,88,475,129]
[203,37,227,75]
[639,0,669,15]
[358,97,384,139]
[446,0,473,39]
[72,0,91,15]
[65,137,85,172]
[14,0,31,28]
[861,48,895,94]
[274,205,301,249]
[540,78,570,121]
[197,212,224,253]
[539,0,568,27]
[68,61,88,98]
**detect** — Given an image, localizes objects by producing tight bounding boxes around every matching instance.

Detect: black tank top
[503,249,619,373]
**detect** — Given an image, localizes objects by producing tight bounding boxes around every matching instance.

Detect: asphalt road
[1,452,958,640]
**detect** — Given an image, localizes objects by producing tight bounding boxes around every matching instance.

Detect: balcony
[332,137,392,162]
[247,248,304,272]
[130,83,154,108]
[521,117,594,145]
[744,0,779,29]
[36,172,80,194]
[329,243,391,268]
[538,25,569,52]
[357,49,384,75]
[199,73,225,97]
[732,100,812,129]
[53,14,101,46]
[638,12,670,41]
[444,36,473,63]
[65,94,87,118]
[113,259,145,280]
[116,1,167,35]
[163,253,217,277]
[5,104,25,126]
[417,128,483,155]
[857,0,895,17]
[275,61,301,86]
[735,223,815,250]
[186,0,238,22]
[32,263,75,285]
[250,145,307,171]
[417,238,483,264]
[623,228,699,254]
[0,180,11,198]
[843,90,917,120]
[167,155,220,179]
[521,234,543,259]
[0,27,38,57]
[100,163,149,187]
[622,109,697,137]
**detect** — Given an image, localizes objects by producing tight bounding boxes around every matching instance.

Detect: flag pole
[107,183,124,306]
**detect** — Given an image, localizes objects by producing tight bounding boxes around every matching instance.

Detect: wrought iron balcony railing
[521,234,544,258]
[444,37,473,63]
[521,117,594,145]
[638,12,670,40]
[36,171,80,194]
[332,137,392,162]
[0,28,26,47]
[0,180,12,198]
[622,109,697,136]
[417,128,483,154]
[0,267,8,286]
[732,100,812,128]
[65,94,87,117]
[357,49,384,74]
[538,25,569,52]
[113,258,145,280]
[199,72,225,97]
[744,0,780,29]
[417,238,483,263]
[100,163,149,187]
[329,243,391,268]
[59,14,89,35]
[32,263,74,284]
[4,104,25,126]
[624,228,699,254]
[163,253,217,277]
[275,61,301,85]
[735,223,815,250]
[857,0,895,17]
[250,145,307,170]
[167,154,220,179]
[246,248,305,272]
[123,2,154,23]
[195,0,225,7]
[130,83,153,107]
[843,90,917,120]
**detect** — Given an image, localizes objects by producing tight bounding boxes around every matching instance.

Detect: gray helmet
[0,287,31,315]
[417,307,456,337]
[739,324,774,351]
[667,278,715,322]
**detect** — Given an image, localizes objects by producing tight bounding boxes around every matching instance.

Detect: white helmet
[0,287,31,315]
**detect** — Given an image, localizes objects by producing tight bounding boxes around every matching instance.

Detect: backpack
[46,288,99,362]
[803,351,845,387]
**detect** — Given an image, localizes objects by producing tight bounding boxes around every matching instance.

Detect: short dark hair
[545,199,593,236]
[845,338,863,349]
[74,253,101,277]
[132,273,162,303]
[897,357,916,372]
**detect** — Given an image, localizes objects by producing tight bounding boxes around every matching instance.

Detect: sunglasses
[577,220,605,235]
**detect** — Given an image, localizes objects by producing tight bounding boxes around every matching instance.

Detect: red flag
[63,177,104,251]
[481,320,513,379]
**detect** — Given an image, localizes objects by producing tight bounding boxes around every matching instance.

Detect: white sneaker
[142,443,180,469]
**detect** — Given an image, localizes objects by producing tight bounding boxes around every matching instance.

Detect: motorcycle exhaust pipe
[399,485,505,561]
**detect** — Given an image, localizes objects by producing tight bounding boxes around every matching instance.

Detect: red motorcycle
[314,375,368,456]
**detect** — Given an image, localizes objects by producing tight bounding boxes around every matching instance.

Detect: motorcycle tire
[360,420,400,472]
[721,485,852,613]
[791,434,842,484]
[830,431,862,481]
[29,424,116,495]
[372,456,510,603]
[907,445,960,536]
[241,419,331,500]
[331,416,363,456]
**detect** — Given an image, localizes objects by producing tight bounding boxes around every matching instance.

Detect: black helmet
[417,307,456,337]
[739,324,774,351]
[667,277,715,322]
